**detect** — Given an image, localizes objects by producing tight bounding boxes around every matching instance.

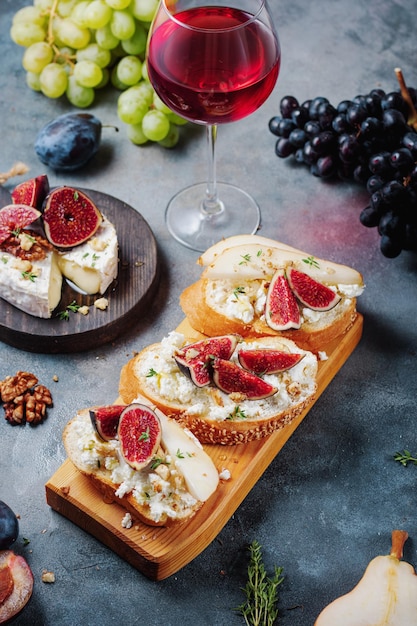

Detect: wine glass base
[165,181,261,252]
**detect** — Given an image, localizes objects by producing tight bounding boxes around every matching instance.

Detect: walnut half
[0,371,53,426]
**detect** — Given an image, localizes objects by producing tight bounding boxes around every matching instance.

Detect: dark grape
[280,96,299,119]
[0,500,19,550]
[275,137,295,158]
[289,128,308,148]
[360,205,381,227]
[308,96,329,120]
[291,107,310,128]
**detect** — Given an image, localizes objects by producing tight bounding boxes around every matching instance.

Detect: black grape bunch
[268,69,417,258]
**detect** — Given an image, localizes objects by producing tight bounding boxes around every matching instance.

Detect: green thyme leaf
[239,253,252,264]
[394,449,417,467]
[21,271,37,282]
[146,368,158,377]
[139,427,150,442]
[302,255,320,269]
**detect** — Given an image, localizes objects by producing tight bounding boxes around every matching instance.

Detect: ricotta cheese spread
[136,332,318,423]
[205,278,364,326]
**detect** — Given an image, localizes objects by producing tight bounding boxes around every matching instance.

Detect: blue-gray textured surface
[1,0,417,624]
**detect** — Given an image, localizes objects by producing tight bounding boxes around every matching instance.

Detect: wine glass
[147,0,281,251]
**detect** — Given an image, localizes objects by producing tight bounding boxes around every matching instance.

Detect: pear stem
[390,529,408,559]
[394,68,417,130]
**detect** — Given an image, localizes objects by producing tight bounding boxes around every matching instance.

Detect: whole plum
[0,500,19,549]
[34,112,102,171]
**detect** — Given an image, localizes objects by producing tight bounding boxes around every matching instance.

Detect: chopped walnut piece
[94,297,108,310]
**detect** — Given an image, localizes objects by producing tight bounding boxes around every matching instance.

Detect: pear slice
[315,530,417,625]
[198,234,306,266]
[201,242,364,286]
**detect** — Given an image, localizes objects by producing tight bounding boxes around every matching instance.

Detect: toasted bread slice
[180,235,364,352]
[63,407,219,526]
[119,332,318,445]
[180,278,359,352]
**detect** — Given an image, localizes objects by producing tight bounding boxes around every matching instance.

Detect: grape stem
[395,67,417,130]
[46,0,76,69]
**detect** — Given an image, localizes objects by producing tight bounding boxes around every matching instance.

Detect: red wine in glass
[147,0,281,251]
[147,6,280,125]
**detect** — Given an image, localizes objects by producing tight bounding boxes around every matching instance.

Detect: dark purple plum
[0,500,19,550]
[34,112,102,171]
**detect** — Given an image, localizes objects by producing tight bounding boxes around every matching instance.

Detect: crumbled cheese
[219,468,231,480]
[78,305,89,315]
[318,351,328,361]
[121,512,133,528]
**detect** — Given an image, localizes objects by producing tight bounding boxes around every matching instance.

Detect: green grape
[33,0,54,10]
[142,109,170,141]
[105,0,132,8]
[10,22,46,47]
[96,67,110,88]
[166,112,188,126]
[57,0,80,18]
[66,74,95,107]
[73,60,103,87]
[76,43,112,68]
[40,63,69,98]
[83,0,113,29]
[121,22,147,55]
[71,1,92,27]
[55,46,76,64]
[110,65,129,90]
[141,61,149,82]
[130,0,159,23]
[95,23,120,49]
[117,87,149,124]
[153,93,172,115]
[126,122,149,145]
[131,81,154,105]
[110,9,136,40]
[12,6,46,27]
[158,123,180,148]
[116,55,142,86]
[58,18,91,49]
[26,71,42,91]
[22,42,54,74]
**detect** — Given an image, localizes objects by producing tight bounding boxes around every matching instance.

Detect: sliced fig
[174,334,239,387]
[89,405,125,441]
[265,268,301,331]
[0,551,33,624]
[11,175,50,209]
[212,358,277,400]
[42,186,102,248]
[238,348,304,374]
[0,204,42,245]
[287,267,341,311]
[118,403,162,471]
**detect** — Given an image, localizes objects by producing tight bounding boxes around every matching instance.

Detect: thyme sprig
[236,540,284,626]
[57,300,81,320]
[394,449,417,467]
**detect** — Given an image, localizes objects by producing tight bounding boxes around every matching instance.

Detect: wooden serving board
[0,187,159,353]
[46,313,363,580]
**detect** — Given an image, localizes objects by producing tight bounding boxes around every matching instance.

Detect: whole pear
[315,530,417,625]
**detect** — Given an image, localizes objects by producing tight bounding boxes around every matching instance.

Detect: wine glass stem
[202,124,224,216]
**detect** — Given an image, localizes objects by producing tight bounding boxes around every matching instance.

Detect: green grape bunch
[10,0,187,148]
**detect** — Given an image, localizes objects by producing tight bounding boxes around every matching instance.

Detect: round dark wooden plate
[0,187,160,353]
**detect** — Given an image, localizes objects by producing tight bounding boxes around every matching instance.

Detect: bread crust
[180,278,358,352]
[63,409,203,527]
[118,335,318,445]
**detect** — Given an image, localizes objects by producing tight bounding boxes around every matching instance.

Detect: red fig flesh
[174,335,239,387]
[89,405,125,441]
[287,267,341,311]
[212,358,277,400]
[11,175,50,210]
[0,551,33,624]
[118,403,162,471]
[0,204,41,245]
[265,269,301,331]
[238,348,304,374]
[42,186,102,248]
